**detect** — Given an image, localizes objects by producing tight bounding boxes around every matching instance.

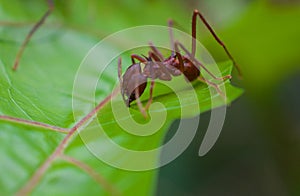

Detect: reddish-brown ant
[11,0,54,71]
[118,10,242,118]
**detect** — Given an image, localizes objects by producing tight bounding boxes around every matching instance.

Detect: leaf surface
[0,1,243,195]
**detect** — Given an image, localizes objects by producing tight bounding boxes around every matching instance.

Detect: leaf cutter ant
[11,0,54,71]
[118,10,242,118]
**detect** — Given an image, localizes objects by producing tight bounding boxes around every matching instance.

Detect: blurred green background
[156,0,300,195]
[1,0,300,195]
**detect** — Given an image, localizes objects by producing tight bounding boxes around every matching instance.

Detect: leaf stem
[60,155,120,195]
[16,89,119,195]
[0,115,69,133]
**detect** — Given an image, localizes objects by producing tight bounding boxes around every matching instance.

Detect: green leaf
[0,1,243,195]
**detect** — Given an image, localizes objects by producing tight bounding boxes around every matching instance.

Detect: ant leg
[133,53,156,114]
[175,41,232,81]
[149,20,174,61]
[168,19,175,56]
[12,0,54,71]
[191,9,242,77]
[134,86,148,118]
[145,80,155,110]
[148,42,164,61]
[131,54,147,64]
[148,51,161,62]
[198,76,226,98]
[134,66,155,118]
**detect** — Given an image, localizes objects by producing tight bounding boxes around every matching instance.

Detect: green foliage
[207,0,300,92]
[0,0,243,195]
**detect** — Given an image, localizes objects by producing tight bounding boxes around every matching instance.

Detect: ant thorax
[142,61,172,81]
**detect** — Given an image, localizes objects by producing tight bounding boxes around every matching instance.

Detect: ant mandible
[118,9,242,118]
